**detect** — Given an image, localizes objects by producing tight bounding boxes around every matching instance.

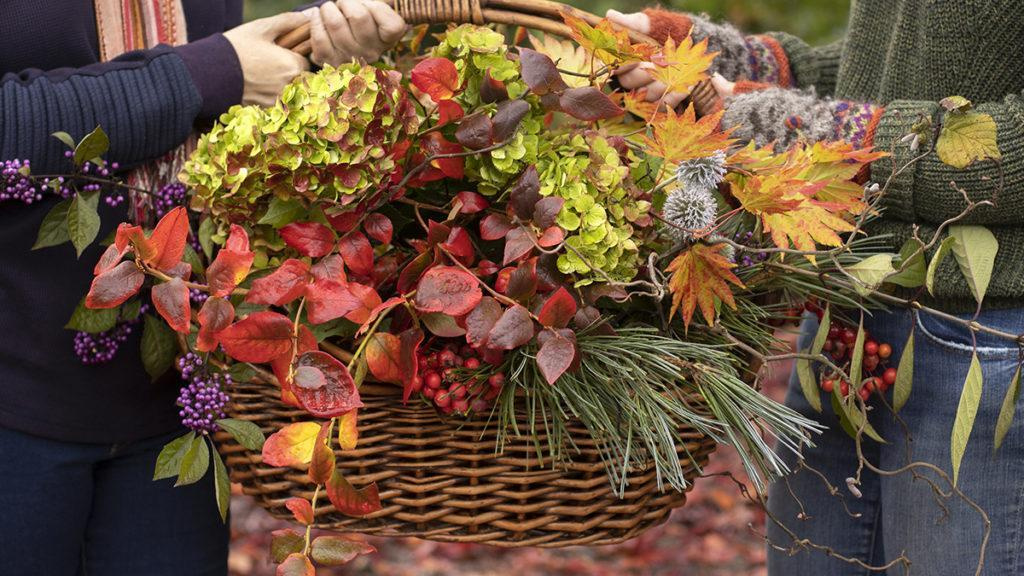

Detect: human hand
[224,12,311,107]
[305,0,407,67]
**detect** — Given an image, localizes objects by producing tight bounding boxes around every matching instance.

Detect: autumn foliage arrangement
[22,10,1011,572]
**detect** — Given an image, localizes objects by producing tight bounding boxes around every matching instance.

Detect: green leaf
[893,328,915,412]
[310,535,375,566]
[271,530,306,564]
[120,299,143,323]
[258,197,307,228]
[831,385,885,443]
[141,314,178,381]
[846,253,896,296]
[153,431,195,480]
[52,131,77,150]
[73,126,110,167]
[936,111,1000,169]
[176,434,211,487]
[888,239,926,289]
[796,359,821,413]
[849,319,865,391]
[951,353,983,486]
[65,296,118,333]
[32,198,72,250]
[68,191,101,257]
[210,438,231,522]
[198,217,216,260]
[949,225,998,306]
[183,244,204,276]
[994,364,1021,451]
[926,235,956,296]
[216,418,265,451]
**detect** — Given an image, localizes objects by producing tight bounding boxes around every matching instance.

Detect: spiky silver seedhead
[663,185,718,241]
[675,150,727,191]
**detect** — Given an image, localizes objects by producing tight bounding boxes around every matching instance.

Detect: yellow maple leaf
[667,243,745,328]
[642,105,735,163]
[648,36,717,95]
[561,11,654,67]
[620,90,660,121]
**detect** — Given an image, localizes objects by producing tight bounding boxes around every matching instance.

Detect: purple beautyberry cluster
[734,231,770,267]
[1,159,43,203]
[73,323,135,365]
[153,182,187,219]
[176,353,231,434]
[189,288,209,306]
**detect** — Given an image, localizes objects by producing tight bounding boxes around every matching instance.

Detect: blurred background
[230,1,848,574]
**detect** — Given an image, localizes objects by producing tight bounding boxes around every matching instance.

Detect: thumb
[711,73,736,98]
[252,11,310,40]
[606,9,650,34]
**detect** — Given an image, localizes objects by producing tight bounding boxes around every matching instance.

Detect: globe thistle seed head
[663,185,719,241]
[675,150,727,191]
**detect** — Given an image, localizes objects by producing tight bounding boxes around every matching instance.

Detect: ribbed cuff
[173,34,243,121]
[768,32,840,93]
[870,100,941,222]
[643,9,694,45]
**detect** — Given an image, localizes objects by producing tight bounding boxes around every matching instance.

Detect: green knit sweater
[770,0,1024,310]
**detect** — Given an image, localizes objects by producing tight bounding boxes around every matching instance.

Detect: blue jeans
[0,426,229,575]
[767,308,1024,575]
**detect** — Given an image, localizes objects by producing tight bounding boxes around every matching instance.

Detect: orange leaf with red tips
[337,410,358,450]
[148,206,190,271]
[643,105,734,163]
[436,99,464,126]
[152,277,190,334]
[666,243,745,328]
[410,57,460,102]
[86,261,144,309]
[219,311,294,363]
[207,226,254,298]
[305,279,359,325]
[285,497,314,525]
[277,553,314,576]
[197,296,235,352]
[246,259,311,306]
[262,421,321,467]
[309,423,335,484]
[365,328,423,401]
[355,296,406,336]
[421,132,464,180]
[341,283,381,325]
[271,326,317,408]
[326,469,381,517]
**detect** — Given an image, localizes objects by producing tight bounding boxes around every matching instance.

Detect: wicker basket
[215,0,721,548]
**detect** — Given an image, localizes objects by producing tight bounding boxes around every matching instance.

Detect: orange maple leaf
[642,105,735,163]
[667,243,745,328]
[561,11,654,66]
[649,36,717,95]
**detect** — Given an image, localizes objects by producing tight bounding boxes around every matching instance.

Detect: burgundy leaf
[492,99,531,142]
[325,469,381,517]
[465,297,502,348]
[85,261,144,309]
[414,265,482,317]
[503,227,535,265]
[337,231,375,277]
[509,166,541,221]
[558,86,624,121]
[197,296,235,352]
[486,305,535,350]
[456,191,489,214]
[311,254,346,283]
[455,113,494,151]
[536,329,578,384]
[363,213,393,245]
[479,70,509,104]
[506,257,538,303]
[152,277,191,334]
[293,351,363,418]
[533,196,565,229]
[537,286,577,328]
[518,48,569,95]
[480,214,513,241]
[441,227,476,266]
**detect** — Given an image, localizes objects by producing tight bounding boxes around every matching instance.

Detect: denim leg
[0,426,98,575]
[871,309,1024,576]
[767,315,883,575]
[81,431,229,576]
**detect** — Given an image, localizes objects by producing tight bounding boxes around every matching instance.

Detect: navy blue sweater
[0,0,244,443]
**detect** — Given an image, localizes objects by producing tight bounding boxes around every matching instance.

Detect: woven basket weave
[215,0,721,548]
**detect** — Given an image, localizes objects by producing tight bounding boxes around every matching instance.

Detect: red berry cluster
[409,342,506,416]
[819,320,898,402]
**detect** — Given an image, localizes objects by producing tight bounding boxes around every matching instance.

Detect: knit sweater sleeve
[870,97,1024,227]
[0,36,242,174]
[765,33,844,97]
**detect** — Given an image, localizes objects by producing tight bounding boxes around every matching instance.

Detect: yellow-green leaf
[893,328,915,412]
[949,225,998,306]
[849,319,865,391]
[796,359,821,413]
[926,235,956,296]
[951,353,983,486]
[831,385,885,443]
[994,364,1021,451]
[936,111,1000,169]
[847,254,896,296]
[888,239,926,289]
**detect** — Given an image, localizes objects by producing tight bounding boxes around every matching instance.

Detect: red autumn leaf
[246,259,311,306]
[494,267,514,294]
[397,251,432,294]
[262,421,322,468]
[356,296,406,336]
[421,132,464,180]
[410,57,460,102]
[342,282,381,325]
[309,426,336,484]
[311,254,346,283]
[503,227,536,265]
[492,99,531,142]
[558,86,624,121]
[94,242,128,276]
[293,365,327,391]
[533,196,565,229]
[509,166,541,221]
[310,535,375,567]
[285,497,314,525]
[537,226,565,248]
[337,232,374,277]
[114,223,150,257]
[436,99,464,126]
[86,260,145,309]
[271,326,317,408]
[152,277,191,334]
[197,296,235,352]
[326,211,361,234]
[165,261,192,281]
[506,258,538,302]
[305,279,361,325]
[278,553,315,576]
[224,224,250,252]
[536,328,578,384]
[486,305,535,350]
[456,191,489,214]
[421,312,466,337]
[148,206,190,271]
[363,213,393,245]
[441,227,476,266]
[414,265,483,317]
[206,248,255,298]
[455,113,494,151]
[518,48,569,95]
[293,351,363,418]
[477,259,499,276]
[280,222,336,258]
[537,286,577,328]
[426,220,452,247]
[219,311,294,363]
[480,213,513,241]
[465,297,502,348]
[480,69,509,103]
[325,468,381,517]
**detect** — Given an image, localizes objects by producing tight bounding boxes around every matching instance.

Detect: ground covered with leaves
[227,346,794,576]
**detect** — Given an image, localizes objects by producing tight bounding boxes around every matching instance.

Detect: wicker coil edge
[216,380,717,547]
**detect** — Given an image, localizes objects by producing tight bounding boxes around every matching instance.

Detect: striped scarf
[94,0,194,216]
